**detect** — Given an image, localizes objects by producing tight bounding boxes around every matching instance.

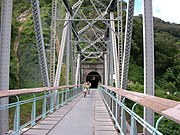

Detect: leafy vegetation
[129,15,180,96]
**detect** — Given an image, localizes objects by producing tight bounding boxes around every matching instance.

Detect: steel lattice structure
[0,0,155,134]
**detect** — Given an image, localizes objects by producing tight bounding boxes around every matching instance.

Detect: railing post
[65,88,68,102]
[111,92,114,115]
[56,90,60,109]
[50,92,54,113]
[66,89,68,102]
[130,103,138,135]
[42,92,47,119]
[70,89,72,99]
[31,93,36,126]
[73,88,75,97]
[73,88,76,97]
[115,95,118,120]
[121,98,126,134]
[61,91,64,106]
[13,96,20,135]
[154,116,164,135]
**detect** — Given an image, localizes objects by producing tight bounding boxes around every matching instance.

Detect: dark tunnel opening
[86,71,101,88]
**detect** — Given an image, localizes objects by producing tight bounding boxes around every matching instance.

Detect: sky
[125,0,180,24]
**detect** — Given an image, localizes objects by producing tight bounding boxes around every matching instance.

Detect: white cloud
[131,0,180,23]
[152,0,180,23]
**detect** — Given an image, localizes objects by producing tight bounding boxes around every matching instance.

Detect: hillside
[129,15,180,95]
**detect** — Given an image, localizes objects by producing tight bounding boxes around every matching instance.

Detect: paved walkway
[23,89,118,135]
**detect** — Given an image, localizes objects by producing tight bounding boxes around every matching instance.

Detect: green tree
[164,82,177,94]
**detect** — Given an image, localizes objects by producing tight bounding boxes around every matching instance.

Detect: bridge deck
[23,89,118,135]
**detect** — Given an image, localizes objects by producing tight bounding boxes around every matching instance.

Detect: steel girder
[0,1,13,134]
[50,0,57,86]
[66,22,71,86]
[143,0,155,132]
[121,0,135,89]
[117,0,123,87]
[77,11,107,35]
[110,12,120,88]
[31,0,50,87]
[72,0,84,18]
[75,54,81,85]
[54,13,70,87]
[72,0,84,10]
[104,53,108,86]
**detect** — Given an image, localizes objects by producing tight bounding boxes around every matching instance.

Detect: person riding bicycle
[87,82,91,94]
[82,82,88,97]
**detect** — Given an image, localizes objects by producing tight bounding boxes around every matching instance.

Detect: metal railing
[99,85,180,135]
[0,85,82,135]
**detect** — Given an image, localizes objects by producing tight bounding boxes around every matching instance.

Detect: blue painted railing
[0,85,82,135]
[99,85,180,135]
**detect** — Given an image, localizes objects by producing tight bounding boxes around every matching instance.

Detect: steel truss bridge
[0,0,179,135]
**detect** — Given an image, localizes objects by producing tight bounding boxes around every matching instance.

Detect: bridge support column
[108,29,113,86]
[104,53,108,86]
[117,0,123,87]
[0,0,13,134]
[110,12,120,88]
[31,0,50,87]
[66,22,71,100]
[69,30,74,84]
[50,0,57,86]
[54,13,70,86]
[121,0,135,89]
[143,0,154,134]
[75,53,81,85]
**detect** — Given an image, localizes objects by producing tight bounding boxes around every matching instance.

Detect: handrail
[0,85,82,134]
[0,85,81,98]
[101,85,180,124]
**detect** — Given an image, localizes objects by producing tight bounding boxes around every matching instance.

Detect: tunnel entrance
[86,71,101,88]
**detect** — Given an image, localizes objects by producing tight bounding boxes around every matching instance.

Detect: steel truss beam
[0,1,13,134]
[143,0,154,133]
[104,53,108,86]
[54,13,70,87]
[69,36,74,84]
[121,0,135,89]
[66,22,71,86]
[72,0,83,10]
[75,54,81,85]
[108,35,113,86]
[72,0,84,18]
[117,0,123,87]
[50,0,57,86]
[57,19,118,21]
[31,0,50,87]
[81,35,104,52]
[78,11,107,35]
[61,0,81,53]
[110,12,120,88]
